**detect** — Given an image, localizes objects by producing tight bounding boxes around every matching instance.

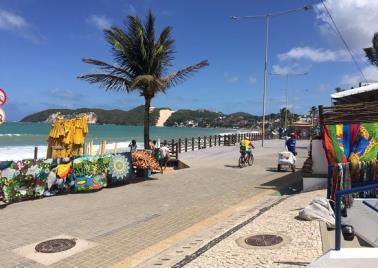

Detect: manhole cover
[35,239,76,253]
[245,234,283,247]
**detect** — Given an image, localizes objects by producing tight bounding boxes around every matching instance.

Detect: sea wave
[0,141,144,161]
[0,133,42,137]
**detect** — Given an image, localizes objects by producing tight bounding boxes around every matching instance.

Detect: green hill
[164,109,223,127]
[21,106,162,125]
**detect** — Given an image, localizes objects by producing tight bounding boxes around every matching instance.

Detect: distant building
[331,82,378,105]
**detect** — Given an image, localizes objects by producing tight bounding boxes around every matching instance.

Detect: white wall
[312,139,328,175]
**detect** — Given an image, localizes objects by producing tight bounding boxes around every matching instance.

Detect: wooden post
[185,138,188,152]
[178,138,182,153]
[209,135,212,147]
[171,139,175,152]
[34,147,38,160]
[214,135,217,146]
[319,105,324,127]
[175,143,179,159]
[198,137,201,149]
[219,135,221,146]
[192,137,195,151]
[204,136,207,148]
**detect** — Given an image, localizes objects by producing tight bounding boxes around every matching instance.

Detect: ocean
[0,122,237,160]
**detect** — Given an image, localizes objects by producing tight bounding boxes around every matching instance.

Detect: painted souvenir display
[0,159,50,203]
[107,153,133,185]
[73,156,110,191]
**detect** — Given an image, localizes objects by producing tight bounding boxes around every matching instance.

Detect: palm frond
[364,33,378,67]
[78,73,132,92]
[161,60,209,89]
[81,58,133,80]
[130,74,163,98]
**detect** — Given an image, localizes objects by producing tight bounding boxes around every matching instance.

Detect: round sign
[0,108,5,125]
[0,88,7,106]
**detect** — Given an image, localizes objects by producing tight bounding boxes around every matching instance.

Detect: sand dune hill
[156,109,175,127]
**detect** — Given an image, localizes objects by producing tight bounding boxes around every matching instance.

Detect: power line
[320,0,367,83]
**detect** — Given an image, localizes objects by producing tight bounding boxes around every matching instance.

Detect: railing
[334,183,378,250]
[166,132,262,160]
[31,132,263,160]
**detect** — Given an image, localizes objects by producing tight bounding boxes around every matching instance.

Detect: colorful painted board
[72,156,109,191]
[107,153,133,185]
[0,159,50,203]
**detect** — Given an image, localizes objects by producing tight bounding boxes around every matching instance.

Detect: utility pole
[231,5,312,147]
[270,72,308,129]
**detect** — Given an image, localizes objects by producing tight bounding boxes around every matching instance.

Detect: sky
[1,0,378,121]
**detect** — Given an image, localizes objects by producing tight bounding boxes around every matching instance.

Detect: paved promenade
[0,139,309,267]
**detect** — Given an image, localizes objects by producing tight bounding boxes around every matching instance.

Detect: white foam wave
[0,133,23,137]
[0,141,145,161]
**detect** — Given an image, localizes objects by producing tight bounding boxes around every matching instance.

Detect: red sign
[0,88,7,106]
[0,108,5,124]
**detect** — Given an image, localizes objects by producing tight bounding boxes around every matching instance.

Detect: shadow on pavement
[274,261,310,266]
[224,164,241,169]
[106,176,158,188]
[256,171,303,196]
[265,167,298,173]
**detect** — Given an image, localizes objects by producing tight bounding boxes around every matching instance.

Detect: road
[0,139,309,267]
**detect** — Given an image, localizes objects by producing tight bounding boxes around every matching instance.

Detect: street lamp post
[231,5,311,147]
[270,72,308,129]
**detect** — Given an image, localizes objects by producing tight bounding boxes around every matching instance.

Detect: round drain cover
[245,234,283,247]
[35,239,76,253]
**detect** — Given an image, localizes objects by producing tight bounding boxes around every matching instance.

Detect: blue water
[0,122,235,147]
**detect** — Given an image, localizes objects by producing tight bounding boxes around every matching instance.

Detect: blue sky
[1,0,378,121]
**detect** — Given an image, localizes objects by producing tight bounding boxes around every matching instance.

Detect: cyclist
[240,136,255,160]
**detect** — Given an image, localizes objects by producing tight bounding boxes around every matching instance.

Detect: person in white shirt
[159,141,170,173]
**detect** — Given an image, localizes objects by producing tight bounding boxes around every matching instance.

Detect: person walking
[159,141,170,174]
[128,140,137,153]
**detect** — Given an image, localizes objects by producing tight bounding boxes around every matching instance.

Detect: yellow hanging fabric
[46,115,89,159]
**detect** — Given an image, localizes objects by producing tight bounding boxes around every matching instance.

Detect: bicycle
[238,150,254,168]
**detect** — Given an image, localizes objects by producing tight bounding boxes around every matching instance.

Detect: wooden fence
[33,132,262,160]
[165,132,262,160]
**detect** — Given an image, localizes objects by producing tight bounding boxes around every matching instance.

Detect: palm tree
[364,33,378,68]
[309,106,317,125]
[78,10,209,148]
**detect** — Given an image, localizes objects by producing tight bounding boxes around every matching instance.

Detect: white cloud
[341,65,378,86]
[278,46,350,62]
[0,10,28,30]
[0,10,44,43]
[47,89,83,100]
[224,72,239,83]
[271,63,310,75]
[127,4,136,15]
[86,15,111,30]
[315,0,378,50]
[248,76,257,84]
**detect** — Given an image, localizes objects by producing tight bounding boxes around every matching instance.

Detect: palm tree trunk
[144,97,151,149]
